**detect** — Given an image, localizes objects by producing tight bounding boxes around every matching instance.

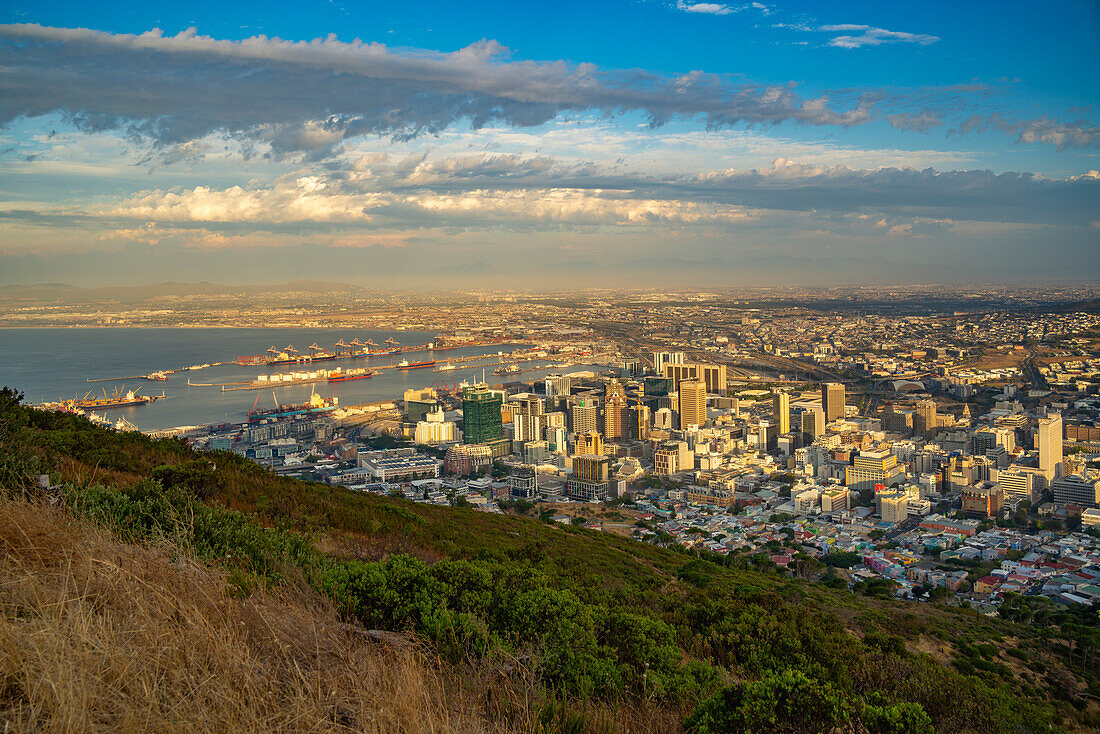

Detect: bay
[0,328,590,431]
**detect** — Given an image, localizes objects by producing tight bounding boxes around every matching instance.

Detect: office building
[961,484,1004,518]
[1037,413,1063,480]
[570,397,600,435]
[913,399,938,440]
[879,490,909,524]
[576,430,604,456]
[511,394,545,443]
[663,362,727,394]
[568,454,612,501]
[846,447,905,494]
[678,379,707,429]
[822,383,846,423]
[509,471,538,499]
[629,403,651,441]
[414,410,457,445]
[461,383,507,456]
[801,408,824,443]
[603,379,628,440]
[1051,475,1100,508]
[643,376,673,397]
[404,387,440,424]
[772,391,790,435]
[652,351,685,374]
[544,373,572,398]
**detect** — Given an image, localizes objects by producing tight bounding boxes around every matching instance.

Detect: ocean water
[0,328,590,431]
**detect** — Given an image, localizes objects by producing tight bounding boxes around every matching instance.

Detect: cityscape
[2,0,1100,731]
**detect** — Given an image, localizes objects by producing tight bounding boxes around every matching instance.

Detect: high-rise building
[621,358,642,376]
[544,373,571,398]
[568,454,612,501]
[576,430,604,456]
[913,399,938,439]
[772,391,790,435]
[846,448,905,494]
[801,408,824,443]
[879,490,909,524]
[663,363,727,394]
[1037,413,1063,480]
[629,403,651,441]
[603,379,628,440]
[821,383,846,423]
[461,383,504,445]
[571,397,600,435]
[652,351,685,374]
[1051,474,1100,508]
[511,394,545,442]
[643,376,673,397]
[678,379,707,429]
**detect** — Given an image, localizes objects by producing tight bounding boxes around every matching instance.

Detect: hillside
[1,386,1097,733]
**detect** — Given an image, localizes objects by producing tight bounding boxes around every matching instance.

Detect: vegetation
[2,387,1097,732]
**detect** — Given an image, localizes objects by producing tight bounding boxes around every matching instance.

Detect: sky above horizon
[1,0,1098,287]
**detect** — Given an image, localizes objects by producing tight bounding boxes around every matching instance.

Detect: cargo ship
[68,388,164,410]
[248,390,339,422]
[437,363,457,371]
[142,371,170,381]
[493,364,521,376]
[328,368,376,382]
[397,359,436,370]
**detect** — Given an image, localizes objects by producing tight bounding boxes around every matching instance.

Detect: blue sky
[0,0,1097,286]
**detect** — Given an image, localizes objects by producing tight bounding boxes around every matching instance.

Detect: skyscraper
[914,399,937,440]
[462,383,504,445]
[772,390,790,435]
[822,382,845,423]
[512,394,544,442]
[678,379,707,429]
[603,379,627,439]
[629,403,651,441]
[544,373,571,398]
[801,408,824,443]
[652,351,685,374]
[571,397,599,436]
[663,362,727,394]
[1037,413,1063,480]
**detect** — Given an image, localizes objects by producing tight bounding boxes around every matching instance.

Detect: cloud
[886,110,943,132]
[951,113,1100,150]
[818,24,939,49]
[7,154,1092,243]
[676,2,738,15]
[0,23,880,160]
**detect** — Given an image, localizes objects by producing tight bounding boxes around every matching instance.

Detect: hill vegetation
[1,386,1098,732]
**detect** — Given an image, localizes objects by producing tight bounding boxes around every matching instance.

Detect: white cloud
[676,1,737,15]
[818,24,939,49]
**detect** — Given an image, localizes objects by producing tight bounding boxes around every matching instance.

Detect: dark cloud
[0,23,878,158]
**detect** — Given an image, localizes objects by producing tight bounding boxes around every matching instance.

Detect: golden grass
[0,496,493,733]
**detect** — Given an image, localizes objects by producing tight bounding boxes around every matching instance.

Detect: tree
[684,669,852,734]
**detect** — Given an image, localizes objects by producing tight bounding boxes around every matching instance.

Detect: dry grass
[0,496,495,734]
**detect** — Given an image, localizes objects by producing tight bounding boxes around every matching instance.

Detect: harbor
[10,327,611,431]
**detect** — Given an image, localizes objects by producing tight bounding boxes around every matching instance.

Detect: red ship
[397,359,436,370]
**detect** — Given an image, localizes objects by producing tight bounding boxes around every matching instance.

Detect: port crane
[334,339,350,354]
[384,337,399,345]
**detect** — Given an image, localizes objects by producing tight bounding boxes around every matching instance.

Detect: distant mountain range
[0,280,366,303]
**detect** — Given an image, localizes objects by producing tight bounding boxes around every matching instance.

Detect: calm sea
[0,328,590,431]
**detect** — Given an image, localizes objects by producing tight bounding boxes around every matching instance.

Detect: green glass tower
[462,383,504,444]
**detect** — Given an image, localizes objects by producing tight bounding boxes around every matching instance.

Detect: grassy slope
[3,394,1098,732]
